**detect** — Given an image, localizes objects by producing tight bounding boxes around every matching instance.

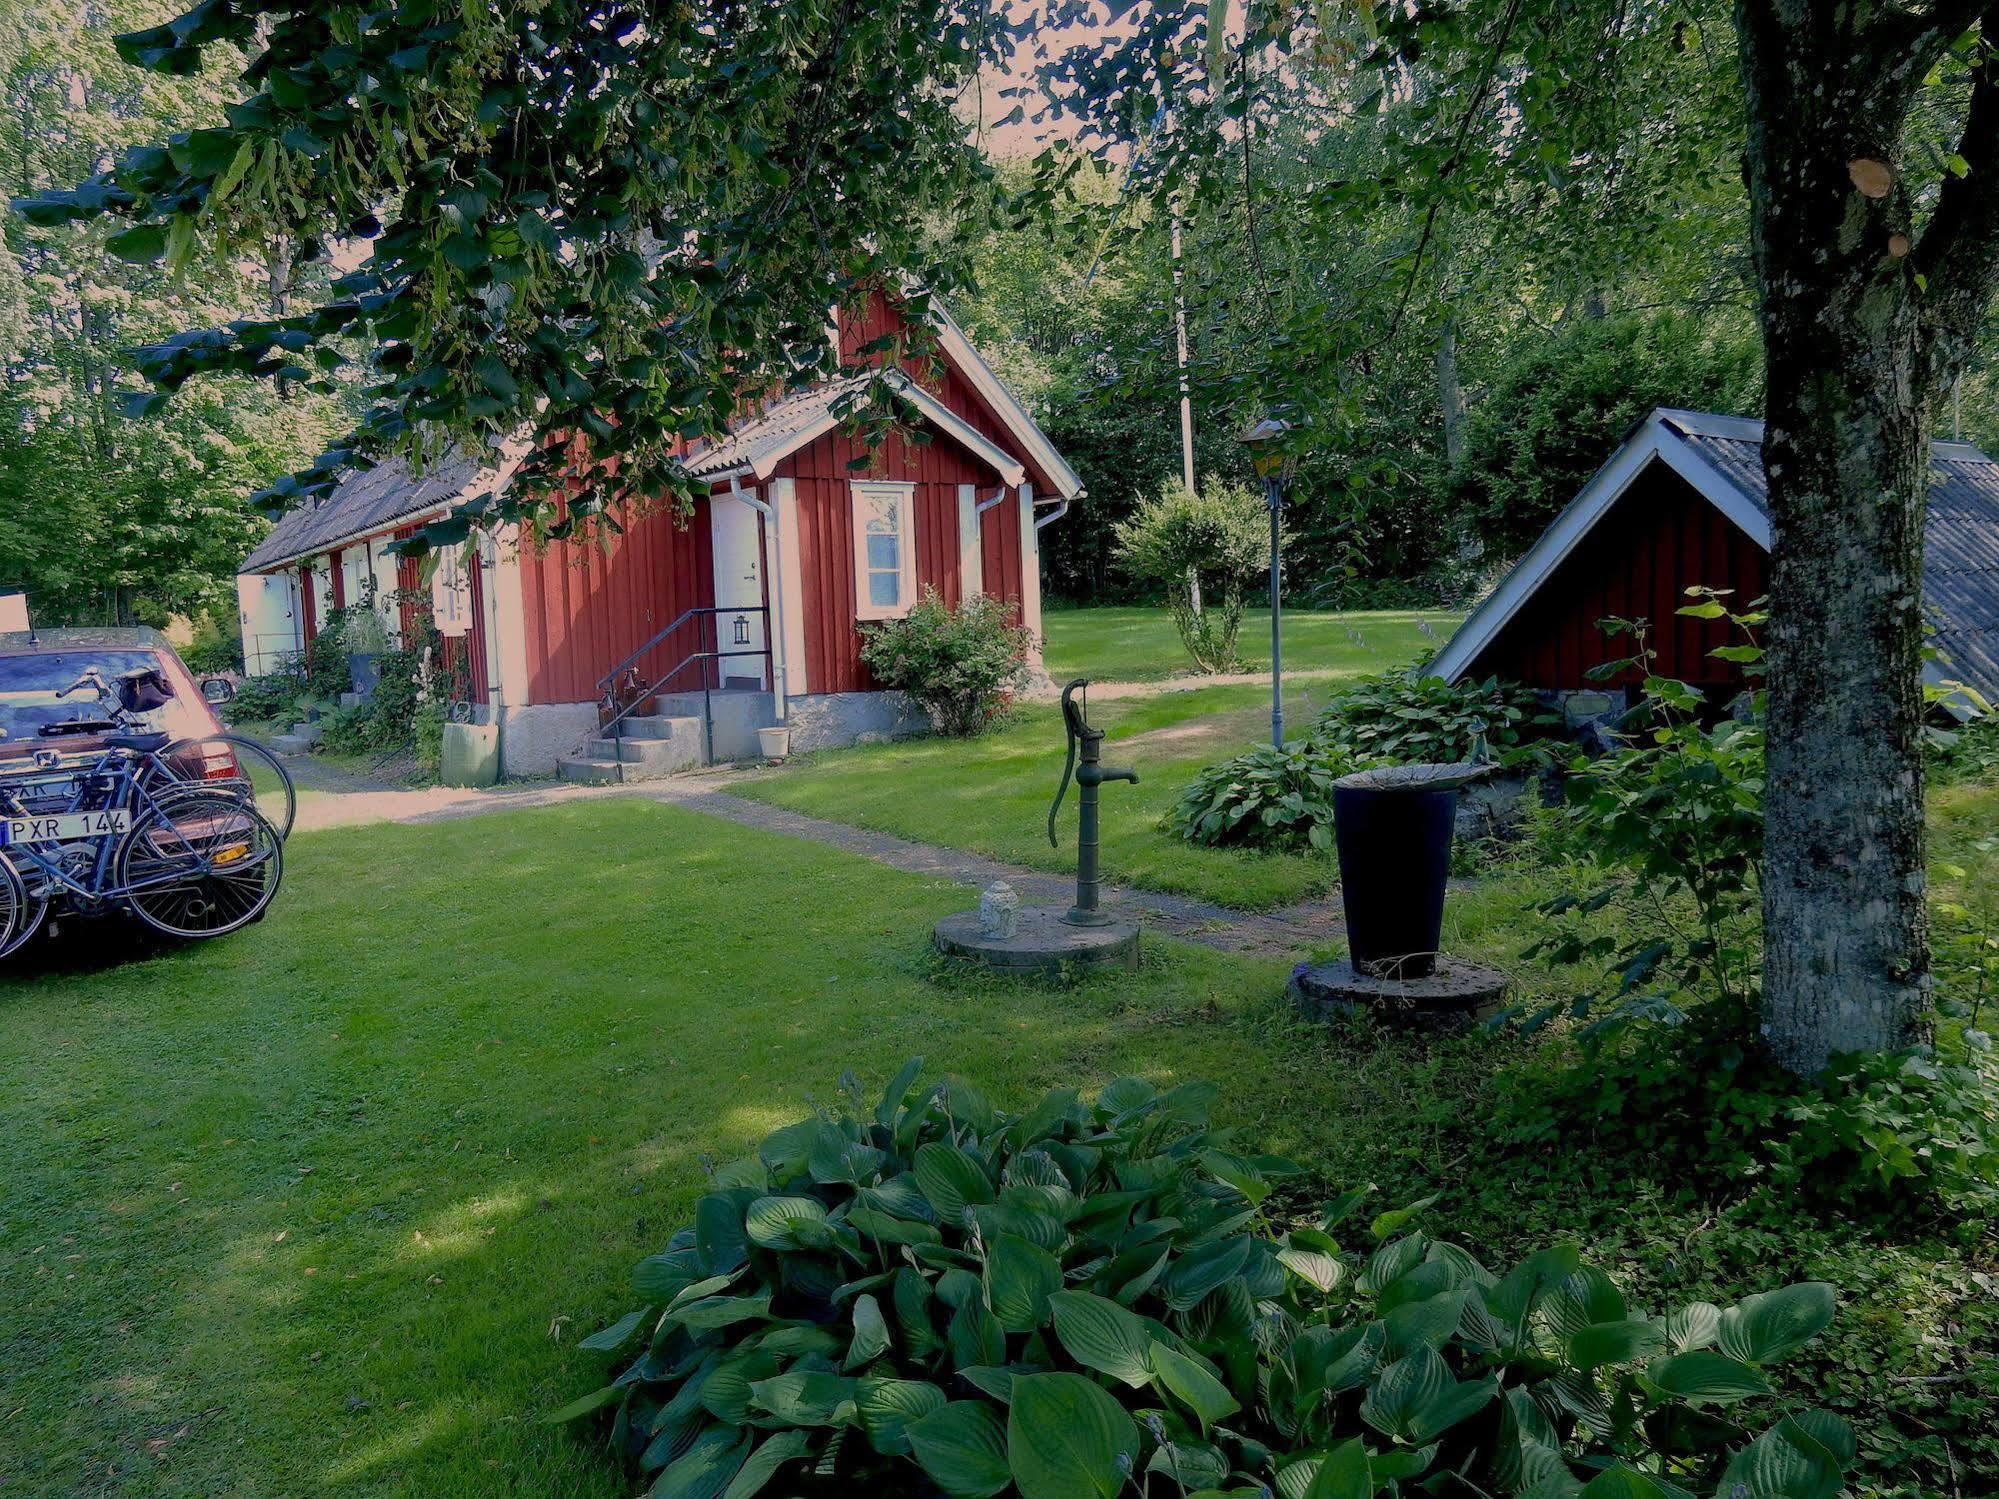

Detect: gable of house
[1435,408,1999,710]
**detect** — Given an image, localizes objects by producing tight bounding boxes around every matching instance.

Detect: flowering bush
[860,590,1031,737]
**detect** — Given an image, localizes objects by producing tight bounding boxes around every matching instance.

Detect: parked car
[0,628,238,781]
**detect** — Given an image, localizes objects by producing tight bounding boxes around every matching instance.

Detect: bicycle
[0,669,284,957]
[26,666,298,840]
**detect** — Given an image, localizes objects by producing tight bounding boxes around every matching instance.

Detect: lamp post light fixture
[1240,412,1297,748]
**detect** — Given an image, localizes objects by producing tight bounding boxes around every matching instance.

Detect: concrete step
[582,735,702,771]
[608,713,703,741]
[268,734,316,756]
[557,754,684,784]
[288,721,324,744]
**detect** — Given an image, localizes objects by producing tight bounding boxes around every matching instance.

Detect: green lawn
[739,682,1338,910]
[1041,605,1462,683]
[1,795,1990,1495]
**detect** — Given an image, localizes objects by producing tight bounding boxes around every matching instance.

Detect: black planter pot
[1332,764,1476,979]
[347,651,382,697]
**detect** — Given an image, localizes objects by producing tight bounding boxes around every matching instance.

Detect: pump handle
[1047,677,1091,847]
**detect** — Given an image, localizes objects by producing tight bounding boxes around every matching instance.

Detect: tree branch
[1916,20,1999,360]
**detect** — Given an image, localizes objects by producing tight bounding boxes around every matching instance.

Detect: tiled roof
[1659,409,1999,706]
[238,449,496,573]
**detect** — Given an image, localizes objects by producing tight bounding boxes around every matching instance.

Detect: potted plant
[343,599,392,698]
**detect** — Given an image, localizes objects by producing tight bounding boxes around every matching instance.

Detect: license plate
[0,809,130,846]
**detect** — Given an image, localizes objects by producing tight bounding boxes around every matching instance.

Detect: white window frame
[850,480,917,621]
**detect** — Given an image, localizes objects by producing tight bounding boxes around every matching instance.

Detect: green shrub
[223,669,303,725]
[181,610,243,674]
[1113,479,1270,673]
[860,590,1031,737]
[559,1063,1851,1497]
[1167,740,1356,852]
[1316,671,1554,769]
[1930,709,1999,785]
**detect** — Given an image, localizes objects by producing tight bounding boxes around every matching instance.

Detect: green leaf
[1646,1350,1773,1403]
[1716,1283,1836,1365]
[845,1293,890,1370]
[721,1431,810,1499]
[856,1377,948,1455]
[1277,1240,1344,1294]
[653,1427,751,1499]
[1566,1318,1667,1371]
[914,1141,994,1226]
[542,1383,620,1423]
[1047,1289,1155,1387]
[747,1370,856,1425]
[575,1306,648,1353]
[906,1400,1011,1498]
[1303,1437,1372,1499]
[848,1205,941,1246]
[989,1235,1063,1333]
[666,1292,773,1330]
[1663,1301,1721,1352]
[948,1298,1005,1371]
[106,223,168,262]
[1163,1235,1251,1311]
[1006,1372,1141,1499]
[1368,1193,1437,1240]
[1360,1349,1496,1444]
[1577,1464,1669,1498]
[695,1193,749,1273]
[743,1195,830,1250]
[1148,1340,1240,1432]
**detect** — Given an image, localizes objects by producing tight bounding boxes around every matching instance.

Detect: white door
[710,496,768,688]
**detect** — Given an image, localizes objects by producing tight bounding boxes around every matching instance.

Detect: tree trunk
[1736,3,1938,1073]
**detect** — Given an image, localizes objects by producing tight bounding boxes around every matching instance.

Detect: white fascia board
[1434,417,1777,683]
[1434,416,1673,682]
[740,371,1027,487]
[925,301,1083,499]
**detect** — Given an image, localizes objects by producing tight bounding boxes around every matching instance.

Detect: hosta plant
[557,1063,1849,1497]
[1166,740,1358,852]
[1315,671,1555,770]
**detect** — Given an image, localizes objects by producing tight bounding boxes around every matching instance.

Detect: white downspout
[727,475,787,722]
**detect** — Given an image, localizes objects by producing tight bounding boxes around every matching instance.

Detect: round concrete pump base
[933,906,1140,973]
[1289,956,1508,1034]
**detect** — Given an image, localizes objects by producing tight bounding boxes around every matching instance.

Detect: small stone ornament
[978,881,1021,938]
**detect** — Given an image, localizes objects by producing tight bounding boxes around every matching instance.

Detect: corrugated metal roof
[239,449,495,573]
[681,378,868,480]
[1658,409,1999,705]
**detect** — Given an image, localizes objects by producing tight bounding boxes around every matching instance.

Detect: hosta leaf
[1566,1318,1668,1371]
[743,1195,830,1250]
[543,1383,620,1422]
[1164,1235,1251,1311]
[844,1293,890,1370]
[1277,1242,1345,1294]
[652,1426,751,1499]
[747,1370,857,1426]
[1576,1464,1670,1498]
[1645,1350,1773,1403]
[1715,1413,1852,1499]
[915,1142,995,1226]
[948,1298,1006,1371]
[907,1400,1011,1498]
[856,1376,947,1455]
[1361,1348,1497,1444]
[848,1205,942,1246]
[667,1292,772,1330]
[1148,1340,1240,1431]
[1384,1286,1473,1354]
[1716,1283,1836,1365]
[1048,1289,1155,1387]
[695,1193,750,1274]
[1006,1372,1141,1499]
[989,1235,1063,1333]
[721,1430,810,1499]
[1357,1234,1426,1296]
[1663,1301,1721,1352]
[1147,1439,1231,1490]
[1368,1193,1437,1240]
[1543,1266,1627,1340]
[1303,1437,1371,1499]
[575,1307,648,1353]
[895,1267,943,1356]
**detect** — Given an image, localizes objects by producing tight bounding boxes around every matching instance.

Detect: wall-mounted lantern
[732,614,751,646]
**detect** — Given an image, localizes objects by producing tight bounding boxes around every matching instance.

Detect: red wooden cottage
[1433,408,1999,717]
[236,296,1081,777]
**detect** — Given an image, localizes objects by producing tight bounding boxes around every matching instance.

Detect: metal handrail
[596,604,756,696]
[598,606,772,779]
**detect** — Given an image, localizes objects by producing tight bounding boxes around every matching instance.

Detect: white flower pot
[757,726,792,761]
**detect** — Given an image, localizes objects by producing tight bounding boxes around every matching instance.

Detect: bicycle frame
[0,748,238,904]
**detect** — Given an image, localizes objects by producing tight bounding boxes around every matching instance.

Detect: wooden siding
[1473,464,1768,691]
[516,498,716,704]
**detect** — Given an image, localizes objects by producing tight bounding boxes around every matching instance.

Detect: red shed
[1433,408,1999,716]
[237,294,1082,777]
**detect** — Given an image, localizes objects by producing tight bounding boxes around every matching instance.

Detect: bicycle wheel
[0,853,48,960]
[157,734,297,841]
[115,792,283,940]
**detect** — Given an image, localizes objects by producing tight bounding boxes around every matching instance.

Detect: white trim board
[1432,412,1772,683]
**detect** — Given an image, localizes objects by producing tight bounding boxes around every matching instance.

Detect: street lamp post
[1240,413,1296,749]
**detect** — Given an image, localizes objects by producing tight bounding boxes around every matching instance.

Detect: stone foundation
[498,701,599,778]
[781,691,931,754]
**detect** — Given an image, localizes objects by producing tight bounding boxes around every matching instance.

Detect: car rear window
[0,650,180,743]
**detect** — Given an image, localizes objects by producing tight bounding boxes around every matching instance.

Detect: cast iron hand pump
[1046,679,1138,927]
